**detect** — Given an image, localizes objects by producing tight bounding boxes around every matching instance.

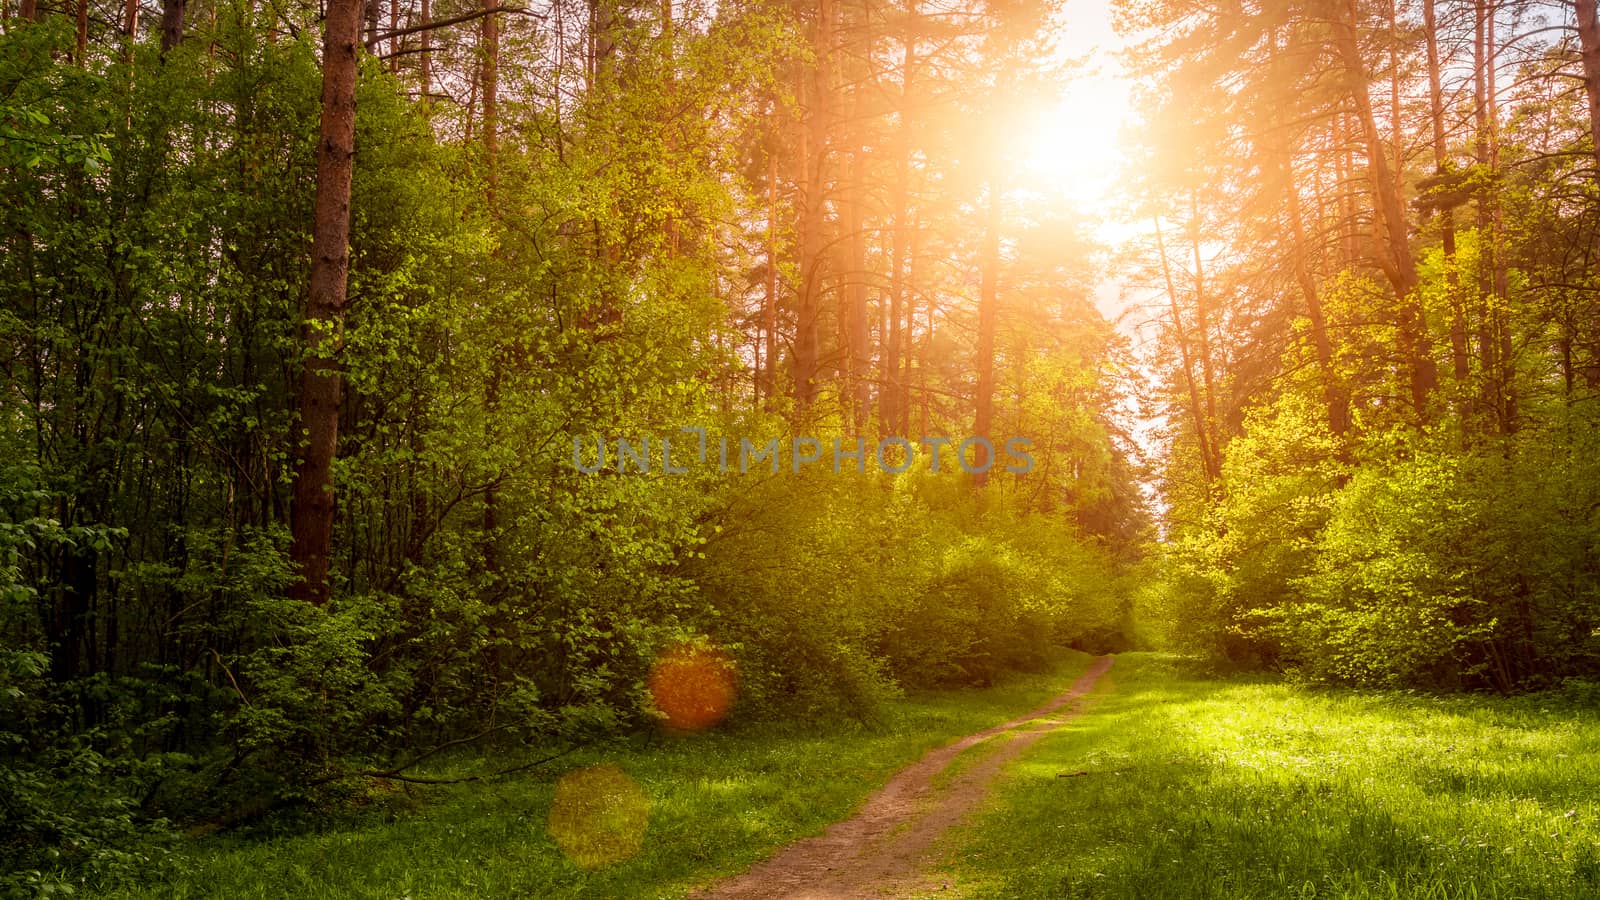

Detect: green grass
[941,653,1600,899]
[117,650,1096,899]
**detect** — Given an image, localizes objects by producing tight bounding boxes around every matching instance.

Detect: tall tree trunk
[793,0,834,407]
[1568,0,1600,384]
[1285,161,1349,437]
[881,0,917,436]
[1333,0,1436,413]
[365,0,381,53]
[161,0,185,51]
[480,0,501,574]
[972,176,999,486]
[762,114,779,408]
[290,0,365,605]
[18,0,36,23]
[916,207,929,437]
[1270,26,1347,438]
[421,0,433,98]
[1337,113,1358,266]
[1424,0,1469,383]
[1576,0,1600,184]
[844,105,870,431]
[1188,194,1221,454]
[390,0,402,74]
[1486,5,1517,431]
[1155,217,1218,486]
[1473,0,1496,403]
[76,0,88,63]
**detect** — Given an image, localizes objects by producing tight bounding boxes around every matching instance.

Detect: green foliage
[1162,393,1600,689]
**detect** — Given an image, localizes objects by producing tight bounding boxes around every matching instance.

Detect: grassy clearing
[117,651,1095,899]
[943,653,1600,899]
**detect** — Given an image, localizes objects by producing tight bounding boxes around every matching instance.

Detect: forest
[0,0,1597,893]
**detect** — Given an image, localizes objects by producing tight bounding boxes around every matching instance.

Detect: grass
[116,650,1097,899]
[940,653,1600,899]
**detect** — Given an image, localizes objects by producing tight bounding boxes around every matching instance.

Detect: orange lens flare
[647,642,737,732]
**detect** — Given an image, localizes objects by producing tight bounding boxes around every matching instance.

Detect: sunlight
[1014,62,1132,209]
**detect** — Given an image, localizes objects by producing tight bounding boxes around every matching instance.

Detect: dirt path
[697,655,1115,899]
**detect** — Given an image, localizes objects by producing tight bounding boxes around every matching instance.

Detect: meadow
[943,654,1600,899]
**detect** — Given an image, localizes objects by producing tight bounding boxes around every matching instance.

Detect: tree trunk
[1187,195,1221,454]
[76,0,88,63]
[1473,0,1496,403]
[1285,162,1349,437]
[1332,0,1436,414]
[762,114,779,407]
[365,0,381,53]
[421,0,433,98]
[161,0,185,51]
[289,0,365,605]
[882,2,917,436]
[1486,6,1517,431]
[1576,0,1600,183]
[972,176,999,486]
[844,107,870,432]
[1269,26,1347,438]
[480,0,501,574]
[1155,217,1218,485]
[1424,0,1468,383]
[793,0,834,407]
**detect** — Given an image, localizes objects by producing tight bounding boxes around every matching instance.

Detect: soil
[695,655,1116,899]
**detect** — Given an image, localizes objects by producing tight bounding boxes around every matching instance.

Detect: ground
[121,653,1600,899]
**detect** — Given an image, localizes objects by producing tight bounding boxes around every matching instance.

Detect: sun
[1014,64,1133,209]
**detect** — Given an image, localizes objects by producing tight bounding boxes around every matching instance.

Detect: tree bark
[76,0,88,64]
[1486,5,1517,431]
[289,0,365,605]
[762,115,779,408]
[1187,194,1221,454]
[1574,0,1600,385]
[1424,0,1469,383]
[793,0,834,407]
[844,107,870,432]
[161,0,186,51]
[365,0,381,53]
[1269,26,1347,438]
[480,0,501,574]
[1155,217,1218,486]
[1576,0,1600,182]
[1285,161,1349,437]
[1332,0,1436,414]
[421,0,433,97]
[972,175,999,486]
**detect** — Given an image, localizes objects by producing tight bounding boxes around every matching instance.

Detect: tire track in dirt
[696,655,1115,899]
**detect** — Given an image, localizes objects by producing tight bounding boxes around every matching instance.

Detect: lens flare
[648,642,737,732]
[546,764,651,869]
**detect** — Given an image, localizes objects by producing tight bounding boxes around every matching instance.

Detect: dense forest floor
[941,654,1600,899]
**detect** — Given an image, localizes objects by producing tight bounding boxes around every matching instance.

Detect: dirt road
[697,655,1115,899]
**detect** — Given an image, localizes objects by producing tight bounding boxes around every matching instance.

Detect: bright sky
[1015,0,1133,214]
[1010,0,1144,326]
